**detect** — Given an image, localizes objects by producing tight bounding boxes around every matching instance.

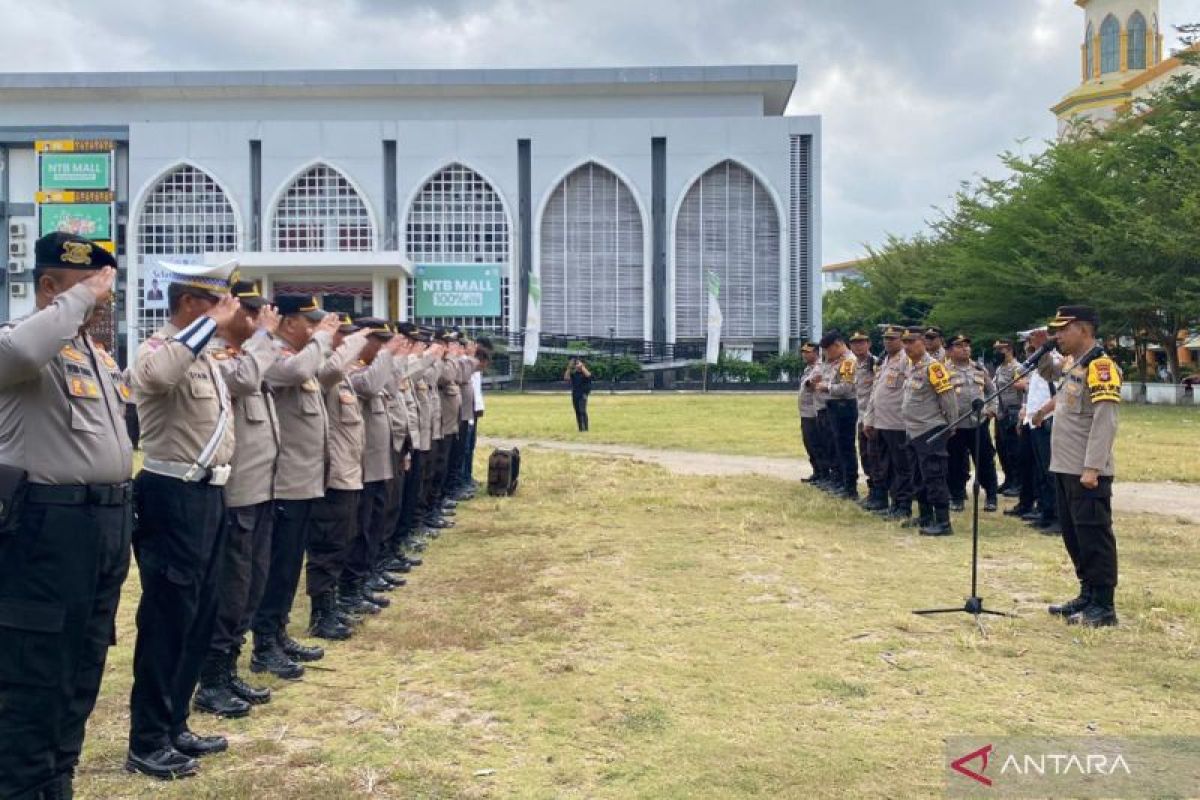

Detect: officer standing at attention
[126,261,240,780]
[991,340,1026,496]
[193,282,281,720]
[1041,306,1122,627]
[797,343,830,485]
[900,326,959,536]
[924,327,947,364]
[945,334,1000,512]
[862,325,914,520]
[815,331,860,500]
[0,233,132,800]
[849,331,886,511]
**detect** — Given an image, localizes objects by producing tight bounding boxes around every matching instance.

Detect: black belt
[827,399,856,406]
[27,481,133,507]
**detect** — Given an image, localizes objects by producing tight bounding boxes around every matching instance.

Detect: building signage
[413,264,503,318]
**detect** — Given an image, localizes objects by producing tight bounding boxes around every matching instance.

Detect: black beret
[231,280,267,309]
[275,295,324,321]
[923,326,943,338]
[1048,305,1100,331]
[355,316,393,339]
[35,232,117,271]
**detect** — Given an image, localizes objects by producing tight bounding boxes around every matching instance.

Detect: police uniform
[430,332,464,517]
[862,325,914,519]
[991,340,1025,495]
[900,327,959,535]
[127,260,238,778]
[817,335,860,499]
[303,318,370,641]
[252,296,331,679]
[925,326,947,365]
[945,335,1000,511]
[196,282,280,719]
[797,344,827,483]
[0,234,132,800]
[392,324,435,553]
[849,331,887,509]
[1042,306,1121,627]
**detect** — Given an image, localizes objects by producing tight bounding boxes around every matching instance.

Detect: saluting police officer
[1041,306,1122,628]
[899,326,959,536]
[193,282,281,720]
[862,325,914,520]
[815,331,860,500]
[0,233,132,800]
[126,260,240,779]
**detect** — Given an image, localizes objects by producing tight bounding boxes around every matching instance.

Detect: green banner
[40,153,111,190]
[414,264,503,318]
[39,204,112,240]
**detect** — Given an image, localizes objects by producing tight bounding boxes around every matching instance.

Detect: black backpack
[487,447,521,497]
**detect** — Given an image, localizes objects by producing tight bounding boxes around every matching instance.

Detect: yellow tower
[1052,0,1164,135]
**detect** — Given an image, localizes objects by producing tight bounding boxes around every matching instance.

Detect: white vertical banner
[523,272,542,367]
[705,269,723,364]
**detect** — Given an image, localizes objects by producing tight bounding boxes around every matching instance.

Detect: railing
[456,327,707,370]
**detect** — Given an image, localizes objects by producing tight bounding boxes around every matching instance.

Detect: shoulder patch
[928,361,952,394]
[1086,357,1121,404]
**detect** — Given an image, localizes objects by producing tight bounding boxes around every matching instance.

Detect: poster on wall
[413,264,503,318]
[140,256,201,312]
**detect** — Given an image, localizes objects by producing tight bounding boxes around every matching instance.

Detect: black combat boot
[1068,585,1118,628]
[279,627,324,662]
[308,592,352,641]
[920,506,954,536]
[193,652,252,718]
[250,632,305,680]
[1049,583,1091,617]
[861,486,889,512]
[901,502,931,529]
[984,493,998,512]
[340,578,383,616]
[949,497,965,513]
[228,648,271,705]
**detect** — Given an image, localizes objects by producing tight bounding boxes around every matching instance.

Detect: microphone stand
[911,351,1053,623]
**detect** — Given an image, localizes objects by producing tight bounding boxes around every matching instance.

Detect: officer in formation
[813,332,860,500]
[945,334,1000,512]
[0,234,132,800]
[861,325,913,520]
[849,331,887,511]
[991,339,1026,497]
[797,342,832,485]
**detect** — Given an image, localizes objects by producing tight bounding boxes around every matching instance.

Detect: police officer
[849,331,886,510]
[900,326,958,536]
[815,331,860,500]
[127,260,240,779]
[0,233,132,800]
[945,334,1000,512]
[1041,306,1121,627]
[391,324,441,556]
[193,282,281,720]
[862,325,914,520]
[797,343,830,484]
[924,327,947,364]
[251,297,339,679]
[991,340,1025,496]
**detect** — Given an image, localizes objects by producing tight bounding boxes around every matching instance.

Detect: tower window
[1085,21,1095,77]
[1127,11,1148,70]
[1100,14,1120,73]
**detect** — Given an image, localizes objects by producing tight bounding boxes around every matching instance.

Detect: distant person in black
[564,358,593,432]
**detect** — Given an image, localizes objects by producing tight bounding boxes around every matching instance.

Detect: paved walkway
[481,437,1200,524]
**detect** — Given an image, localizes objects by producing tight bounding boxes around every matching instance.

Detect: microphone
[1020,339,1057,371]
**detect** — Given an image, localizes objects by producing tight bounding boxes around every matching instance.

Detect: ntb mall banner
[413,264,503,318]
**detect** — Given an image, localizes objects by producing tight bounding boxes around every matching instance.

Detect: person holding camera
[564,358,593,432]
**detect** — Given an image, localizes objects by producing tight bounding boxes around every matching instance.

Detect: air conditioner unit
[7,261,25,275]
[9,283,29,299]
[8,222,27,239]
[8,241,27,257]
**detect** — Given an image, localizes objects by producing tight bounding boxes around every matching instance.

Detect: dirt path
[481,437,1200,524]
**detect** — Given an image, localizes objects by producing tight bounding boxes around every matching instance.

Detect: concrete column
[372,272,387,316]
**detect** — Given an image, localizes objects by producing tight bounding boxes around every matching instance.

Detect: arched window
[405,163,511,330]
[135,164,240,341]
[539,162,644,338]
[674,160,781,341]
[1085,22,1095,77]
[1127,11,1148,69]
[1100,14,1120,73]
[271,164,374,252]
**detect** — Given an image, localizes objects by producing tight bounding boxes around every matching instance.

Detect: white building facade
[0,66,821,360]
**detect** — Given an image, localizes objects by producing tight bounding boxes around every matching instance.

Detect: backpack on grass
[487,448,521,497]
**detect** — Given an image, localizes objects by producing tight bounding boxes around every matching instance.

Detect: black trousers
[815,410,836,480]
[461,420,479,484]
[878,428,914,506]
[994,408,1022,488]
[253,498,313,638]
[1017,424,1038,510]
[858,425,887,491]
[209,501,273,656]
[129,472,226,754]
[800,416,823,478]
[826,400,859,492]
[425,434,453,509]
[906,428,950,508]
[400,449,426,534]
[306,489,360,598]
[380,450,407,555]
[444,421,468,494]
[572,392,589,431]
[947,423,999,502]
[0,495,131,799]
[346,480,389,583]
[1030,423,1057,520]
[1054,473,1118,588]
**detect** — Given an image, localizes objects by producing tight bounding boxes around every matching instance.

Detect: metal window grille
[1127,12,1147,70]
[540,163,644,338]
[1100,15,1120,73]
[405,163,511,331]
[790,135,813,343]
[271,164,374,252]
[134,165,240,342]
[674,160,780,341]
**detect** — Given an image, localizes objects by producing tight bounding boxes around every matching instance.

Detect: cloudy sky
[2,0,1198,262]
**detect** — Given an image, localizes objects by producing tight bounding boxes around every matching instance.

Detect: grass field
[481,393,1200,483]
[76,445,1198,798]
